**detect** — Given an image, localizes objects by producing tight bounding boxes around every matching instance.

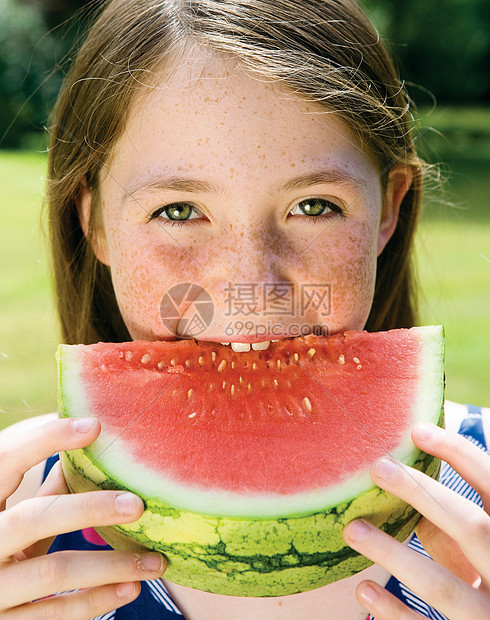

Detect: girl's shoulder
[444,399,469,431]
[444,399,490,447]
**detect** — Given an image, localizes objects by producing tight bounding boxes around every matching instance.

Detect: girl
[1,0,489,618]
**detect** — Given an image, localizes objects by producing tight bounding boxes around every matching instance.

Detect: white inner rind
[58,326,445,518]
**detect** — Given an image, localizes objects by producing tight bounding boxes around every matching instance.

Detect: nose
[208,219,295,312]
[218,216,294,281]
[177,221,298,340]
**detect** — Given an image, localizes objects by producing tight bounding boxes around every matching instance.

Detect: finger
[416,517,480,586]
[356,580,423,619]
[412,423,490,508]
[0,490,145,559]
[0,417,100,501]
[36,461,70,499]
[18,462,70,560]
[369,455,490,580]
[0,549,164,608]
[2,581,141,620]
[344,519,489,619]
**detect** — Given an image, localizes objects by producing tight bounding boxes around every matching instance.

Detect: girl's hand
[343,423,490,619]
[0,417,166,619]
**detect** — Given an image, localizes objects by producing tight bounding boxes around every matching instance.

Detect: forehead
[105,49,379,189]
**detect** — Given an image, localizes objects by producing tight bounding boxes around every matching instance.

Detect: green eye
[290,198,343,218]
[149,202,202,224]
[298,198,327,216]
[165,203,193,220]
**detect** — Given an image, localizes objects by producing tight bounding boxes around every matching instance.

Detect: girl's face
[81,51,410,343]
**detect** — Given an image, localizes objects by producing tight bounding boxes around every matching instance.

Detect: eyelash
[148,198,345,226]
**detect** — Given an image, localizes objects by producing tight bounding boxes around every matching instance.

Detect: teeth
[230,342,251,352]
[217,340,272,352]
[251,340,270,351]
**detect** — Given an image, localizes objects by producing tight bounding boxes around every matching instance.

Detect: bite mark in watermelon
[58,326,445,596]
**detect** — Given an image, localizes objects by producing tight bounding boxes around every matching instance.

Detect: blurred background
[0,0,489,429]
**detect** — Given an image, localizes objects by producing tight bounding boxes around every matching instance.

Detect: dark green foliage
[0,0,93,148]
[363,0,490,105]
[0,0,58,147]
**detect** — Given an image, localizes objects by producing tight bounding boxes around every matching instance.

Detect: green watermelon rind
[61,439,440,597]
[57,326,445,596]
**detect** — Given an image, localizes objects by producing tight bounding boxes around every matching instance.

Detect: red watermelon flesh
[58,327,444,518]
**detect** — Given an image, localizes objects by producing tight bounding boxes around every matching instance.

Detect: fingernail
[142,553,164,572]
[359,584,378,605]
[72,417,98,432]
[117,582,136,598]
[346,519,370,542]
[115,492,139,515]
[374,458,397,481]
[414,423,434,442]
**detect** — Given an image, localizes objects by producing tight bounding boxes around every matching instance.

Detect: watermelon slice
[58,326,444,596]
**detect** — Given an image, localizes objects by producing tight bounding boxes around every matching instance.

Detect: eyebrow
[123,169,369,202]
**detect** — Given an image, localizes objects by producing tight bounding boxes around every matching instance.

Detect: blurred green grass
[416,106,490,161]
[0,136,489,431]
[0,151,60,429]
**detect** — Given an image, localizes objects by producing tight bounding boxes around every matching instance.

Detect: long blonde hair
[47,0,423,344]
